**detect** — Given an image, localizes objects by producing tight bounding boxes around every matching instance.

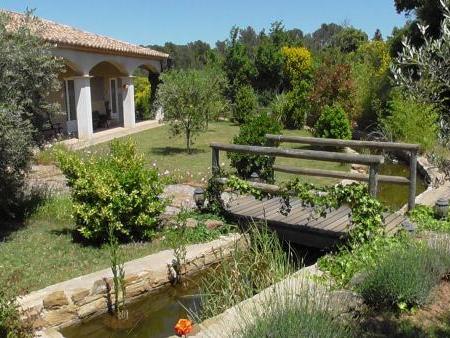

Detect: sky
[1,0,407,46]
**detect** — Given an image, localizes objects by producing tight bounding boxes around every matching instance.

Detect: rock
[70,288,89,305]
[43,306,78,327]
[204,219,224,230]
[185,218,198,228]
[77,297,107,319]
[43,291,69,310]
[162,184,197,209]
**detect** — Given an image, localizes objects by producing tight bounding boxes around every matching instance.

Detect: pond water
[61,276,203,338]
[377,161,427,210]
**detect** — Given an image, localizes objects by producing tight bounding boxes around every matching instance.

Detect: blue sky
[1,0,407,46]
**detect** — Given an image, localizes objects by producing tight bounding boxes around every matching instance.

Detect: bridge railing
[265,134,420,211]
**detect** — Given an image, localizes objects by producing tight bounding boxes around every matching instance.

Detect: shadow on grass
[149,147,206,156]
[359,311,450,338]
[0,186,50,241]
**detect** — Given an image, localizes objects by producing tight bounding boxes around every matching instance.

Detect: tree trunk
[186,128,191,154]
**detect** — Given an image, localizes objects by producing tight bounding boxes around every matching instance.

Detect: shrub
[0,107,34,219]
[410,205,450,234]
[318,234,409,287]
[134,76,152,121]
[281,46,313,85]
[309,61,355,126]
[232,85,258,124]
[199,224,294,320]
[314,105,352,140]
[56,139,167,243]
[357,242,450,310]
[381,92,438,152]
[271,82,310,129]
[237,283,354,338]
[229,112,282,182]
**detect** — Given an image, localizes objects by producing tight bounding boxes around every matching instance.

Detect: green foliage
[357,241,450,310]
[107,226,126,318]
[229,112,282,182]
[162,212,232,245]
[352,40,392,127]
[199,224,294,320]
[393,2,450,139]
[381,91,438,151]
[318,234,409,287]
[232,85,258,124]
[254,36,284,92]
[156,68,228,153]
[56,139,167,243]
[271,82,311,129]
[314,105,352,140]
[332,27,368,53]
[0,107,34,219]
[410,205,450,233]
[223,27,257,96]
[134,76,152,121]
[0,289,31,338]
[0,12,63,141]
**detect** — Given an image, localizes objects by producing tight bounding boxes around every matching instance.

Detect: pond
[377,161,427,210]
[61,276,203,338]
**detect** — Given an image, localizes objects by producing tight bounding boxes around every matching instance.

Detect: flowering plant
[174,318,193,337]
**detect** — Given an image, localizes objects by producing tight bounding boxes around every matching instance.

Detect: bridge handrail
[265,134,418,211]
[265,134,420,152]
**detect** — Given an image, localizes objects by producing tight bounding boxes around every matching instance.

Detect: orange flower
[174,318,193,337]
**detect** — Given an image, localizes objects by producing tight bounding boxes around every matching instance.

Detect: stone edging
[23,233,242,337]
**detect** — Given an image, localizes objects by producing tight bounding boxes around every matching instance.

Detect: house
[4,10,169,140]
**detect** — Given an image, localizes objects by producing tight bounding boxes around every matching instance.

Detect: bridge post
[212,147,220,175]
[408,150,417,211]
[368,163,379,197]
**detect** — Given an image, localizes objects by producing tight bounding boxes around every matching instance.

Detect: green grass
[88,121,349,186]
[0,196,229,294]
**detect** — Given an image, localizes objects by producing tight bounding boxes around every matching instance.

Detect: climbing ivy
[207,174,385,246]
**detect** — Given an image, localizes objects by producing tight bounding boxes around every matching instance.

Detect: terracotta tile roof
[2,10,169,59]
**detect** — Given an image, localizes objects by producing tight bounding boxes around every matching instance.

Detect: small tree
[314,105,352,140]
[156,68,227,153]
[232,85,258,124]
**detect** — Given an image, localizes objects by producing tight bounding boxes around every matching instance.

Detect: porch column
[74,76,93,140]
[120,76,136,129]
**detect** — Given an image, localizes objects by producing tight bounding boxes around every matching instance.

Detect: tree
[392,1,450,139]
[156,68,227,153]
[0,12,63,142]
[332,27,368,53]
[254,36,284,92]
[222,27,257,100]
[303,23,344,51]
[395,0,445,40]
[134,77,152,121]
[373,29,383,41]
[309,61,355,125]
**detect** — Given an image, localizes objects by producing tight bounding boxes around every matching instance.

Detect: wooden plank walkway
[225,195,407,248]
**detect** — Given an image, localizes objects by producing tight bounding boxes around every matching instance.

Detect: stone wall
[20,234,242,337]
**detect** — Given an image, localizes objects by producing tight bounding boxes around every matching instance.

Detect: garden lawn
[89,121,349,186]
[0,196,169,294]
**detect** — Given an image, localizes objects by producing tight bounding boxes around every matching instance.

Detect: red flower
[174,318,193,337]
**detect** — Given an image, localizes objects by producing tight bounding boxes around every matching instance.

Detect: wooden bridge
[210,135,420,248]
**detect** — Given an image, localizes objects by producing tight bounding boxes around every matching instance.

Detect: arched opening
[89,61,127,132]
[133,64,162,122]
